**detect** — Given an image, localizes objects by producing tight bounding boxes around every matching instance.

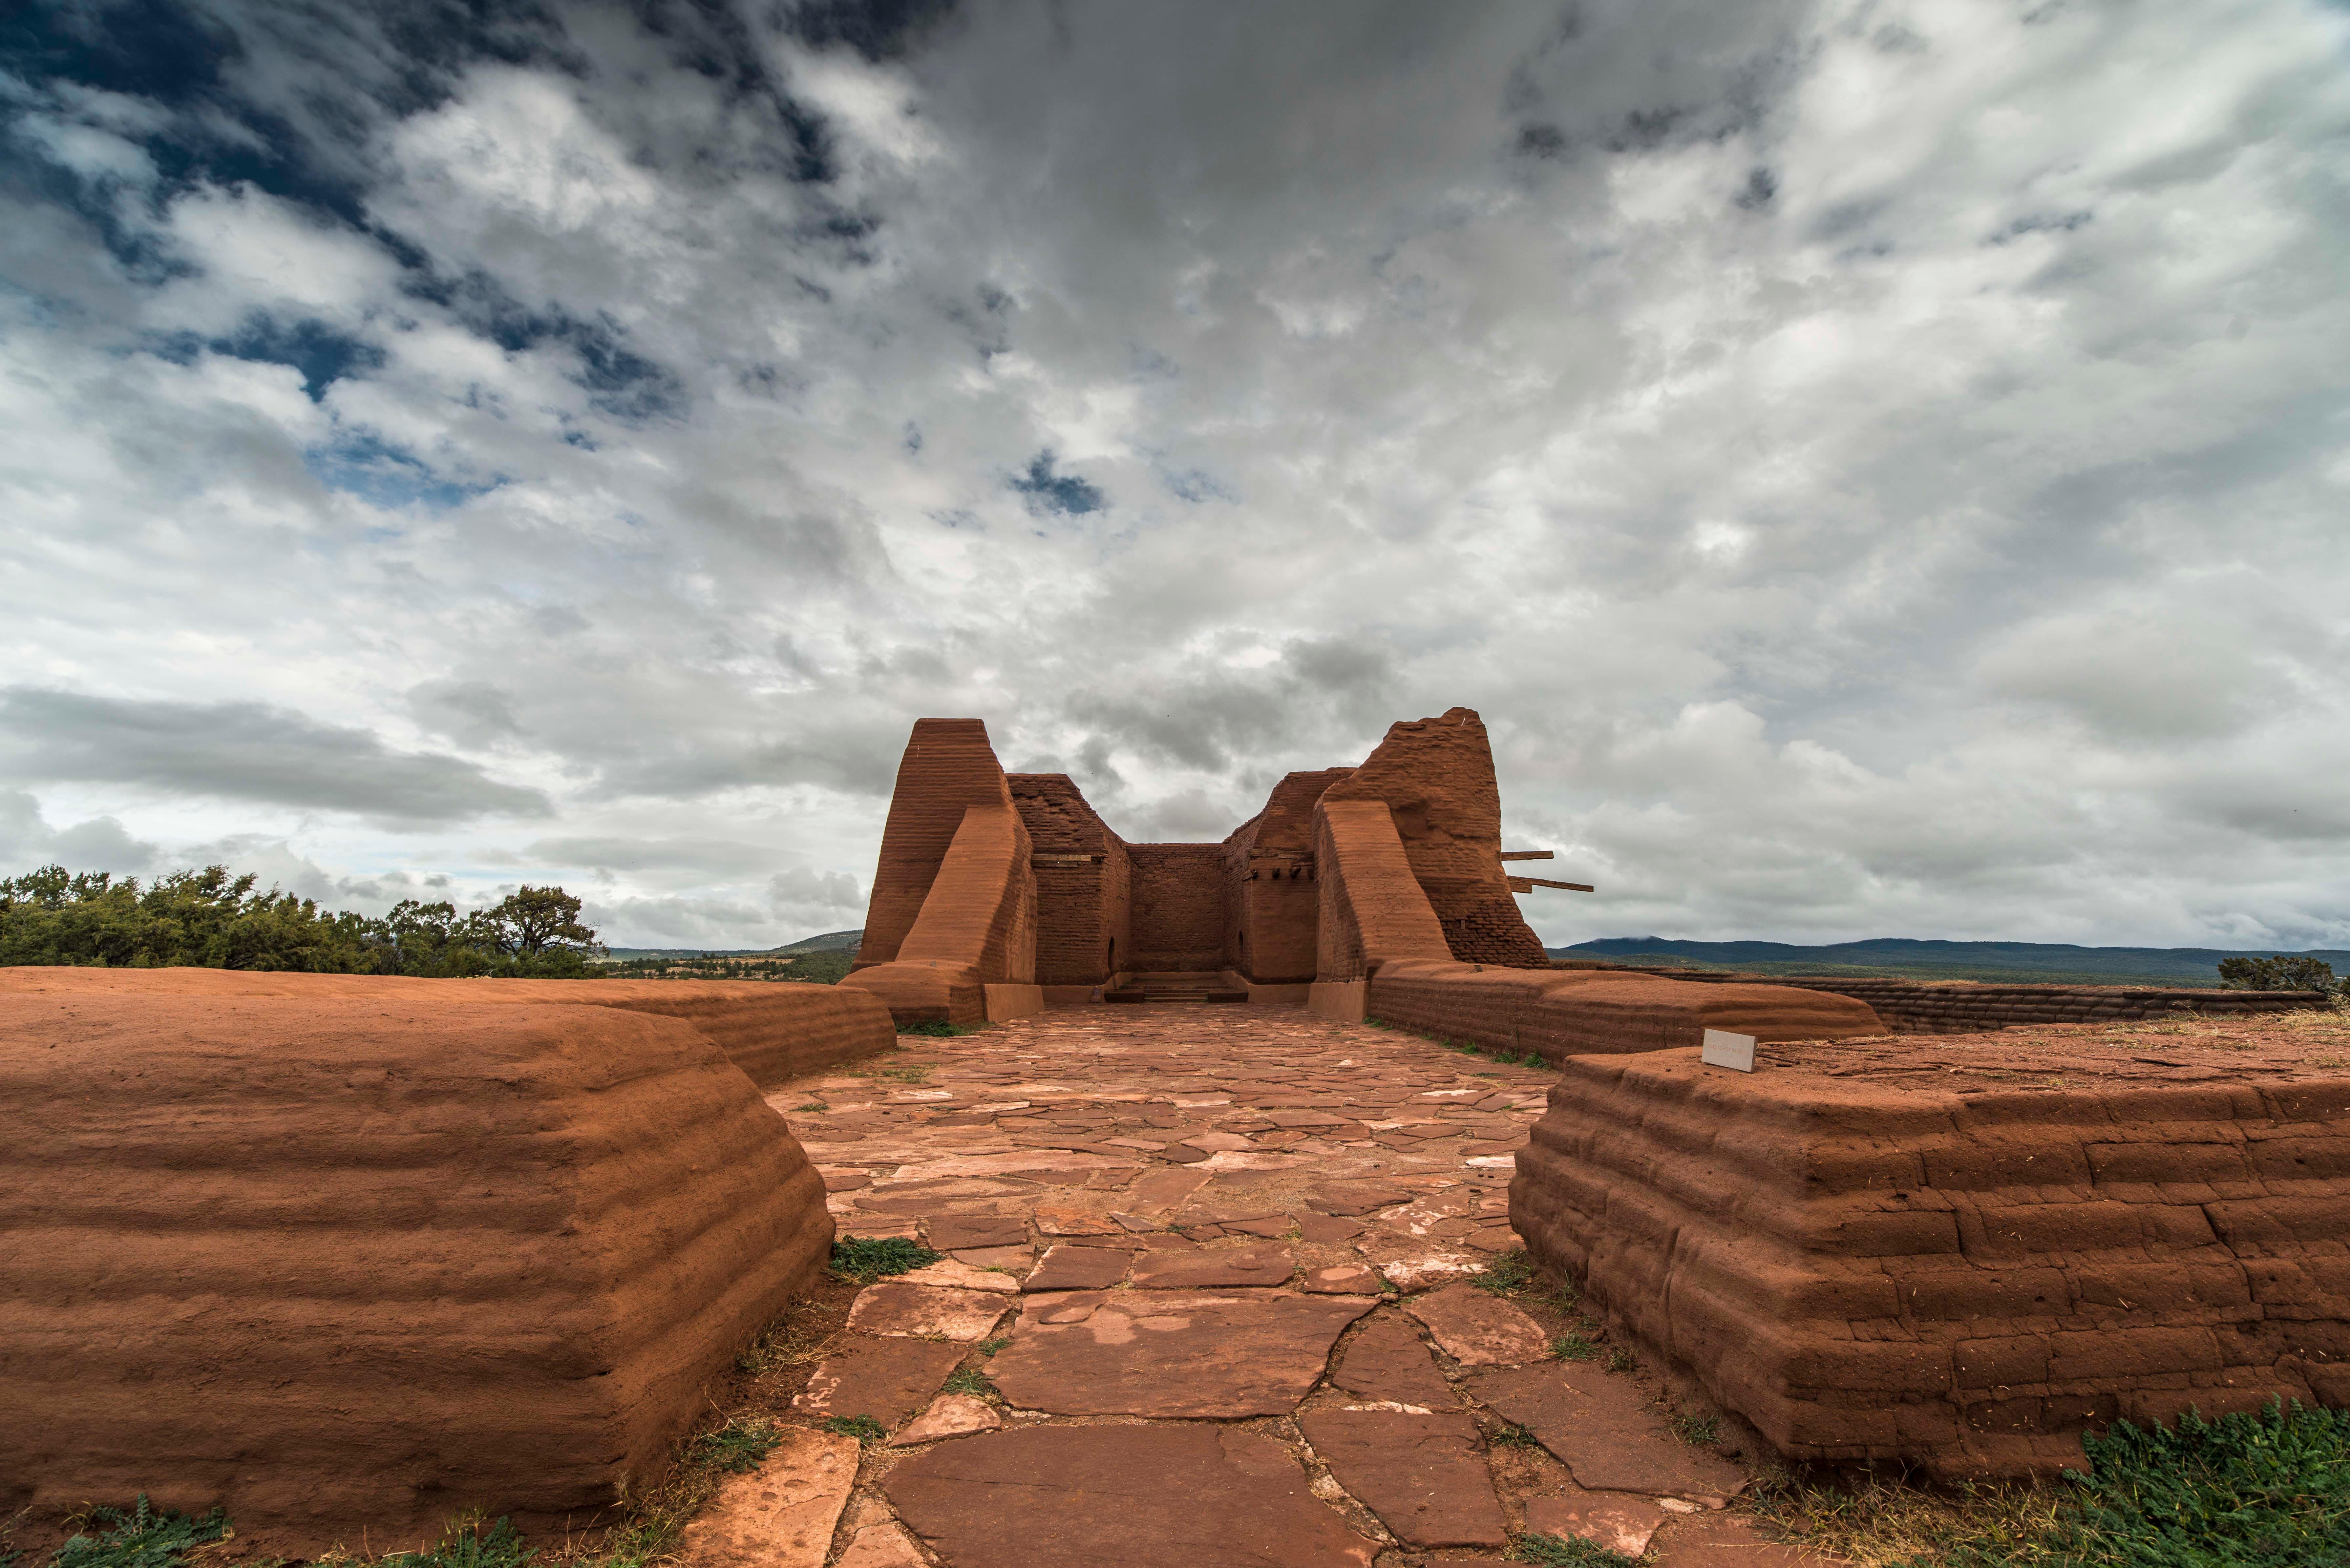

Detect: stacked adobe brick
[1512,1037,2350,1476]
[1,969,881,1554]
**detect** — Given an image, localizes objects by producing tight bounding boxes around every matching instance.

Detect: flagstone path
[710,1004,1841,1568]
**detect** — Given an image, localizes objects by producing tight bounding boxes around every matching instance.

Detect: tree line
[0,864,603,976]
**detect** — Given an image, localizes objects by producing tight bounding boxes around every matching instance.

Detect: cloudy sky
[3,0,2346,952]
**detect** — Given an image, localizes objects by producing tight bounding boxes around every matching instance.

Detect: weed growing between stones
[45,1498,227,1568]
[1550,1332,1599,1362]
[974,1337,1010,1356]
[685,1418,780,1474]
[1754,1401,2350,1568]
[1507,1530,1638,1565]
[1489,1421,1544,1450]
[941,1367,997,1398]
[829,1235,941,1284]
[820,1415,888,1447]
[1474,1247,1538,1295]
[1604,1347,1637,1374]
[1669,1411,1721,1447]
[900,1020,980,1037]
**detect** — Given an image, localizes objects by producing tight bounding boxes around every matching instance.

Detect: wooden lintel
[1499,850,1556,861]
[1508,876,1594,893]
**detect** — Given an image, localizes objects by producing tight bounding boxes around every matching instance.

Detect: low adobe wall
[0,968,898,1090]
[1367,960,1882,1060]
[1608,969,2324,1034]
[1511,1032,2350,1477]
[0,971,848,1554]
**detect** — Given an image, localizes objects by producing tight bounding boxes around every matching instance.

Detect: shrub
[2219,955,2339,993]
[830,1235,941,1284]
[48,1498,227,1568]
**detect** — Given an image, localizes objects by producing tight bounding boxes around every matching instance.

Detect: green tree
[2218,955,2339,993]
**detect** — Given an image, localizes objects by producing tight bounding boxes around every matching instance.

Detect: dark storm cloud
[0,689,551,824]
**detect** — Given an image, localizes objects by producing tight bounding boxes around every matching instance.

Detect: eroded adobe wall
[0,976,834,1555]
[1129,842,1228,971]
[1319,709,1548,968]
[1223,768,1350,985]
[1369,965,1881,1060]
[855,719,1019,970]
[1511,1036,2350,1477]
[1011,773,1133,986]
[0,968,898,1088]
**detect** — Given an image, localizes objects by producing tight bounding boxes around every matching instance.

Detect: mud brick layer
[1511,1042,2350,1475]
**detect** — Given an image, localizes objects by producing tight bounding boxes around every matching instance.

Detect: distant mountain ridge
[1554,937,2350,987]
[599,929,864,962]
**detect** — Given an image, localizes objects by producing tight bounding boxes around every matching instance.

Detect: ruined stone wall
[1612,970,2331,1033]
[0,973,835,1555]
[1319,709,1549,968]
[1511,1039,2350,1477]
[1129,842,1228,972]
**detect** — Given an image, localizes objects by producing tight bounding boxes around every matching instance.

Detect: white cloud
[2,0,2346,952]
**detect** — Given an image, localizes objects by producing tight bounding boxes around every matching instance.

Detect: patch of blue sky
[305,429,499,512]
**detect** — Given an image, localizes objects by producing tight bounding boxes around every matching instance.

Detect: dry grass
[1748,1471,2070,1568]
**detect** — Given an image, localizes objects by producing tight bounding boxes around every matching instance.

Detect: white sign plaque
[1701,1028,1757,1073]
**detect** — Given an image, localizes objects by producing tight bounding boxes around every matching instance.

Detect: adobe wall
[1221,768,1349,985]
[1128,842,1229,972]
[0,968,898,1089]
[1511,1033,2350,1477]
[1320,708,1549,967]
[1611,969,2331,1033]
[1010,772,1133,987]
[854,719,1018,971]
[0,972,836,1554]
[1368,962,1883,1060]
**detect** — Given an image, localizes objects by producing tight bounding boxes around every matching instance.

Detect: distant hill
[596,930,863,963]
[770,929,863,954]
[1553,937,2350,988]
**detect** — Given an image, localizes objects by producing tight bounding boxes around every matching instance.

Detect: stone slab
[1524,1487,1669,1558]
[846,1282,1010,1341]
[792,1337,965,1429]
[1331,1312,1457,1409]
[834,1520,926,1568]
[1131,1243,1297,1289]
[885,1424,1377,1568]
[1470,1365,1749,1504]
[1301,1265,1386,1295]
[991,1291,1375,1417]
[674,1427,858,1568]
[925,1213,1030,1250]
[898,1259,1022,1293]
[1298,1409,1508,1548]
[1024,1244,1135,1292]
[890,1391,1002,1446]
[1405,1285,1550,1365]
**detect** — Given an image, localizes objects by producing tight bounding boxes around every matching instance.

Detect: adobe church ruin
[842,707,1881,1052]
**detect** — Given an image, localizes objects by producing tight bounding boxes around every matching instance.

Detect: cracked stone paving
[694,1005,1842,1568]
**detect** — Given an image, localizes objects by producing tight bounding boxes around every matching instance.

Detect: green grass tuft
[1670,1411,1721,1447]
[378,1518,534,1568]
[974,1337,1010,1356]
[899,1020,977,1037]
[1604,1346,1637,1374]
[1474,1247,1537,1295]
[1509,1532,1640,1566]
[1550,1333,1599,1362]
[941,1367,996,1398]
[687,1417,781,1475]
[1489,1420,1544,1450]
[50,1498,228,1568]
[820,1414,889,1447]
[830,1234,942,1284]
